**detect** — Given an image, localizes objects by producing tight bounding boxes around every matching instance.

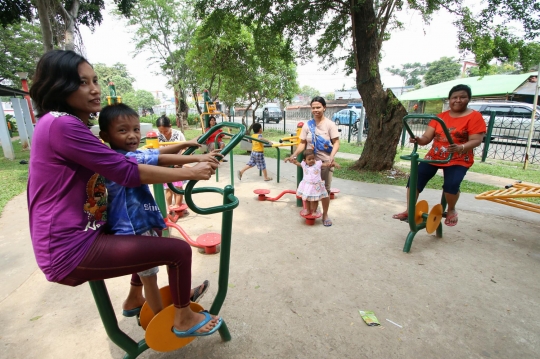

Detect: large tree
[2,0,134,51]
[196,0,540,171]
[122,89,158,110]
[0,20,42,85]
[423,57,461,86]
[186,10,299,125]
[126,0,197,130]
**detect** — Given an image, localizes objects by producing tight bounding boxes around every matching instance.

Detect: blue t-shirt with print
[105,149,166,235]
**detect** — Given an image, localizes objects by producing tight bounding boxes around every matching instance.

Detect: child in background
[99,104,221,317]
[237,122,272,181]
[286,149,339,215]
[156,115,187,213]
[205,116,227,162]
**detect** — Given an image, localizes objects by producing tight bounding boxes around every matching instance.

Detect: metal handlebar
[167,122,246,214]
[400,114,454,164]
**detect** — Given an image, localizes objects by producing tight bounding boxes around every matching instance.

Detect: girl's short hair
[310,96,327,108]
[30,50,90,118]
[209,115,217,122]
[98,104,139,132]
[303,149,315,158]
[156,115,172,128]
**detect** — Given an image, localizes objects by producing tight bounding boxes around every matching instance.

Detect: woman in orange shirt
[392,84,486,226]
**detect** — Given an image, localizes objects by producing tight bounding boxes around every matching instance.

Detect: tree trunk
[350,0,407,171]
[36,0,54,52]
[60,0,79,51]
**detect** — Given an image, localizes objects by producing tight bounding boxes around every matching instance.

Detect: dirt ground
[1,156,539,359]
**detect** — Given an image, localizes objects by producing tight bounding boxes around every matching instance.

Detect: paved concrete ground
[1,154,539,359]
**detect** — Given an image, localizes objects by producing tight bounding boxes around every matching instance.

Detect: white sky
[80,6,466,98]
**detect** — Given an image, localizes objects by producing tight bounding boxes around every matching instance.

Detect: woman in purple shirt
[28,50,222,338]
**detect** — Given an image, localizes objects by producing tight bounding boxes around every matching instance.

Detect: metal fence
[400,112,540,164]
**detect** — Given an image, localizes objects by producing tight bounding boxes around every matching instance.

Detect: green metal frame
[401,114,454,253]
[89,121,245,358]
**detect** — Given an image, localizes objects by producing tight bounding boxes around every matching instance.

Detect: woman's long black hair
[30,50,90,118]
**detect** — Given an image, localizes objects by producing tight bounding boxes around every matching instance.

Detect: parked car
[255,107,283,123]
[468,101,540,143]
[331,108,362,125]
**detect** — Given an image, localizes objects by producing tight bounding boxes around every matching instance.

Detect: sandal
[190,280,209,303]
[264,177,273,181]
[323,218,332,227]
[444,211,458,227]
[122,306,142,318]
[237,170,242,181]
[172,311,223,338]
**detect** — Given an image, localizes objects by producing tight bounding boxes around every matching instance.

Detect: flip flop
[122,306,142,318]
[190,280,210,303]
[169,205,181,211]
[264,177,273,181]
[237,170,242,181]
[323,218,333,227]
[392,212,408,221]
[172,311,223,338]
[444,211,458,227]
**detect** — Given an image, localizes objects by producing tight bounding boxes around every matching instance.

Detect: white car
[468,101,540,143]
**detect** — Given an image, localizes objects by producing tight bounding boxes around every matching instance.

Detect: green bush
[187,113,199,126]
[140,114,159,125]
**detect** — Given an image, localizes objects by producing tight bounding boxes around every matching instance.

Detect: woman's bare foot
[392,211,408,220]
[123,286,145,311]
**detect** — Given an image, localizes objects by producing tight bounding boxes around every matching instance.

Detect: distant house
[398,72,537,114]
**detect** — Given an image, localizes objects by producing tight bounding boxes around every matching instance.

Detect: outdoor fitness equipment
[400,114,454,253]
[475,181,540,214]
[88,122,246,359]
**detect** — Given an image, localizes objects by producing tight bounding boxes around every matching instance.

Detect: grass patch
[0,140,30,214]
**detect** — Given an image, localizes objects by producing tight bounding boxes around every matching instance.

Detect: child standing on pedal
[237,122,272,181]
[99,104,221,317]
[286,149,339,215]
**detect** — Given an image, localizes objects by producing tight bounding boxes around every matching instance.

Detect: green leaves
[423,57,461,86]
[0,20,42,85]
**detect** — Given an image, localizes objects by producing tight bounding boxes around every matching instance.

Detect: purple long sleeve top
[27,112,141,282]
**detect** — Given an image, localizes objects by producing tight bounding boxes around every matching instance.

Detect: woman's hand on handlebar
[183,138,202,149]
[193,150,223,164]
[184,161,219,181]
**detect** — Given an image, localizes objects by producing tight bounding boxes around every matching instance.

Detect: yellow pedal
[426,204,443,234]
[140,285,173,330]
[415,200,428,225]
[145,302,204,352]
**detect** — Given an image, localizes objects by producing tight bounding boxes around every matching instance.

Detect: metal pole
[283,110,286,134]
[524,65,540,170]
[348,111,352,143]
[482,112,496,162]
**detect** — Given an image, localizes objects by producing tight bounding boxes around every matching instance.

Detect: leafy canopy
[423,57,461,86]
[386,63,430,87]
[0,20,42,85]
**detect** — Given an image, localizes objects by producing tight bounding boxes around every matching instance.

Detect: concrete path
[1,154,539,359]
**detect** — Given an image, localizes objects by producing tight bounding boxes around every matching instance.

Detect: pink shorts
[164,181,183,188]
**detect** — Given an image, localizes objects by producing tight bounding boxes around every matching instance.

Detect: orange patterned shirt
[424,110,486,168]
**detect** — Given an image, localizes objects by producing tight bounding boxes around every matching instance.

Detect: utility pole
[523,66,540,170]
